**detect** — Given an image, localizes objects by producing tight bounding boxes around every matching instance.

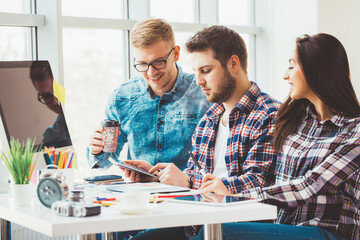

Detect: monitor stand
[0,162,9,193]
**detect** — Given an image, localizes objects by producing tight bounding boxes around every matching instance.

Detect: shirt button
[158,120,163,125]
[157,144,162,149]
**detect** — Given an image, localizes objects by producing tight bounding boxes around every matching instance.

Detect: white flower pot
[10,183,34,207]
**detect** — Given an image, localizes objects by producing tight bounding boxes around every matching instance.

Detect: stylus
[188,151,207,177]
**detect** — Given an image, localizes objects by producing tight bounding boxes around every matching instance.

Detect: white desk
[0,194,277,240]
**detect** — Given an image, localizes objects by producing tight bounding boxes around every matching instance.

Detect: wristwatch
[188,175,194,189]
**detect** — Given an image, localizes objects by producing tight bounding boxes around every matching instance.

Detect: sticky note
[53,78,65,104]
[71,152,78,170]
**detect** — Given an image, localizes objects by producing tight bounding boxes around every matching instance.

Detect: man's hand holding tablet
[108,159,159,182]
[112,158,190,188]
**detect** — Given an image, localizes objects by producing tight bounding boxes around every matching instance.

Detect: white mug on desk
[118,192,151,214]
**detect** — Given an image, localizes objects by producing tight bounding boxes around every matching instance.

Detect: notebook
[107,182,190,194]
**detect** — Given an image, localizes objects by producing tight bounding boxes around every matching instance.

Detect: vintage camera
[52,201,101,217]
[51,190,101,217]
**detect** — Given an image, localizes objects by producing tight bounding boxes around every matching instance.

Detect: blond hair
[130,18,175,48]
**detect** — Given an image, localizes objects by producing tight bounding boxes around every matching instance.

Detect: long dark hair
[274,33,360,152]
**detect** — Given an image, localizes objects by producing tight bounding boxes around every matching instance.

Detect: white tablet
[108,158,159,179]
[166,193,261,207]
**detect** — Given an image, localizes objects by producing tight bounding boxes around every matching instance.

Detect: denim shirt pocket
[166,112,200,146]
[169,113,199,125]
[174,113,197,119]
[164,112,200,169]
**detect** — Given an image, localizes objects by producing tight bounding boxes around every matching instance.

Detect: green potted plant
[0,137,38,206]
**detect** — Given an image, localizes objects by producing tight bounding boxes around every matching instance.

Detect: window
[174,32,196,73]
[62,0,124,19]
[0,0,260,178]
[0,27,32,60]
[63,28,125,172]
[0,0,34,60]
[150,0,195,23]
[0,0,31,14]
[218,0,252,25]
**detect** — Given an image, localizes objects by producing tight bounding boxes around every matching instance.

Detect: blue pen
[188,151,206,177]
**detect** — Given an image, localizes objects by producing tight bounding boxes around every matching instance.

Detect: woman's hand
[197,173,231,195]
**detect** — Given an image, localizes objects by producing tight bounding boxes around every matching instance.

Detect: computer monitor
[0,61,73,150]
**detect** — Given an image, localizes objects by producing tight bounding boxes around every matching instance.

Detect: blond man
[87,18,209,173]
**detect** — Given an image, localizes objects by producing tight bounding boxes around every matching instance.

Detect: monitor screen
[0,61,72,149]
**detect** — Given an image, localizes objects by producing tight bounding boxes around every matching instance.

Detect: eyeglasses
[38,92,55,104]
[133,48,175,72]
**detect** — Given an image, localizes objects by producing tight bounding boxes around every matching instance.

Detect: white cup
[121,191,151,211]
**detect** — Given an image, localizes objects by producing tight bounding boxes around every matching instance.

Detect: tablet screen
[108,158,159,178]
[167,193,260,207]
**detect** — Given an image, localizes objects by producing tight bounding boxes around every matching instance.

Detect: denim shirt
[87,65,210,170]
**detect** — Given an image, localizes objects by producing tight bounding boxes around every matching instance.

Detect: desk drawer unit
[10,223,77,240]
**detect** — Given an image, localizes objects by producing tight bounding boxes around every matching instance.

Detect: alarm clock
[37,168,71,207]
[37,178,63,208]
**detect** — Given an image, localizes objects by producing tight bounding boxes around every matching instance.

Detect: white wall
[318,0,360,99]
[258,0,360,103]
[256,0,318,102]
[270,0,318,102]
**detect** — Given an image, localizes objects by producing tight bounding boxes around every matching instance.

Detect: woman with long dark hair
[197,33,360,240]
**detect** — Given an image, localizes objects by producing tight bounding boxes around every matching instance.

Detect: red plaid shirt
[184,82,280,193]
[183,82,280,238]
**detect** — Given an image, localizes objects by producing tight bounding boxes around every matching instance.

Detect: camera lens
[69,190,84,202]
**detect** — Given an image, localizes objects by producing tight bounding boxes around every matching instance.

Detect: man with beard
[125,25,280,193]
[124,25,281,240]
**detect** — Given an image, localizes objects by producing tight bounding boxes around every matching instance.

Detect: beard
[207,68,236,103]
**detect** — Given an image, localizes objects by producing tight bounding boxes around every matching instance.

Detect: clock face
[37,178,63,208]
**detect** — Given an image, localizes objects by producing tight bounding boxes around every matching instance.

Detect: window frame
[0,0,263,170]
[0,0,261,87]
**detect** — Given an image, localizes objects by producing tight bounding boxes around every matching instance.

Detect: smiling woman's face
[283,53,313,100]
